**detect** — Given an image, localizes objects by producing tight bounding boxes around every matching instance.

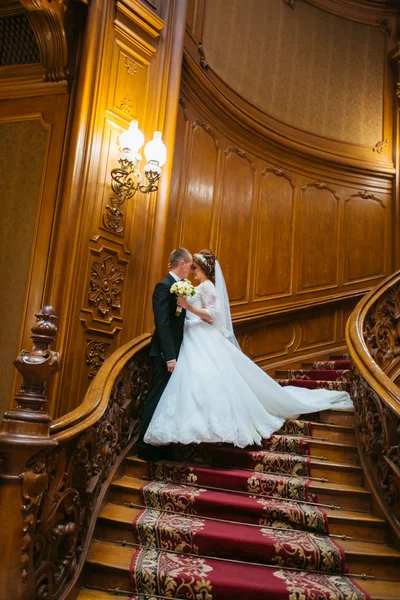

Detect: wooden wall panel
[254,169,295,300]
[344,193,387,284]
[0,94,69,417]
[108,40,150,125]
[217,149,255,304]
[235,301,356,371]
[296,311,336,351]
[178,121,219,250]
[166,29,394,369]
[298,184,340,293]
[238,320,294,362]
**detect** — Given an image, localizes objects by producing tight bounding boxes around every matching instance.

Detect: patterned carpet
[130,357,370,599]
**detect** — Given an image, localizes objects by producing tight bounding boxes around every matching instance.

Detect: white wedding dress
[144,271,353,448]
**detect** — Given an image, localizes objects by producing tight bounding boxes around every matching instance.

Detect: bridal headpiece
[194,253,208,267]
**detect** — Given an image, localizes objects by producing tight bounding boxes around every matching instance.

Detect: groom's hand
[166,359,177,373]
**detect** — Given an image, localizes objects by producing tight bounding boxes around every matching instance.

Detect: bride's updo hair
[193,249,217,284]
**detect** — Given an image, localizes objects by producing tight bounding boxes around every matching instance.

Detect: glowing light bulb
[144,131,167,167]
[118,120,144,154]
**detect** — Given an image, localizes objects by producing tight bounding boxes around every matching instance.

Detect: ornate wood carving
[86,340,111,378]
[120,95,134,116]
[347,273,400,542]
[373,139,389,154]
[125,56,138,75]
[25,346,150,599]
[179,93,188,121]
[0,306,60,599]
[88,256,124,317]
[20,0,73,82]
[0,313,151,599]
[198,40,208,70]
[351,365,400,529]
[301,180,340,200]
[10,306,59,420]
[262,167,296,189]
[377,18,392,36]
[363,283,400,372]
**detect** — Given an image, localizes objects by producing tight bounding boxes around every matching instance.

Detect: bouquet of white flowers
[170,279,196,316]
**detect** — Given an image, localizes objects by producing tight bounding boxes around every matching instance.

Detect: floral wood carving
[262,167,296,190]
[23,346,150,599]
[346,191,386,209]
[125,57,138,75]
[86,340,111,378]
[88,256,124,316]
[120,95,133,116]
[351,365,400,526]
[373,139,389,154]
[198,40,208,70]
[20,452,50,585]
[377,19,392,37]
[301,181,340,201]
[20,0,72,82]
[282,0,297,7]
[179,94,188,121]
[363,283,400,372]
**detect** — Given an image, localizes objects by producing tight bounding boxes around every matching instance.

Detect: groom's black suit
[141,273,186,438]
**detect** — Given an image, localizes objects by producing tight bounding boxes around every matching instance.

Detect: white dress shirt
[169,271,180,282]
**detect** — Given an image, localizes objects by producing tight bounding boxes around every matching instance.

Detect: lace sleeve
[199,280,217,320]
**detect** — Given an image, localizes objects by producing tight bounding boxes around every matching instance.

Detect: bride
[144,250,353,448]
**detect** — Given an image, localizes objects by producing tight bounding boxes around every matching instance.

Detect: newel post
[0,307,60,600]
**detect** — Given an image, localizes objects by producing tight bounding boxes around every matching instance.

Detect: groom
[140,247,193,445]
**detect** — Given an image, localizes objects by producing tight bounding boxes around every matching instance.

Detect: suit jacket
[149,273,186,362]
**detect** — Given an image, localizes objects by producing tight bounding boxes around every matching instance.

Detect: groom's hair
[169,247,191,267]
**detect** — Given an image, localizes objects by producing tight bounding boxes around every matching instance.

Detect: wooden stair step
[126,455,363,486]
[308,480,371,512]
[85,540,132,591]
[339,539,400,579]
[128,436,359,465]
[84,540,400,600]
[76,590,130,599]
[302,438,358,464]
[97,507,400,580]
[311,408,355,427]
[98,501,386,544]
[111,474,372,512]
[306,421,356,444]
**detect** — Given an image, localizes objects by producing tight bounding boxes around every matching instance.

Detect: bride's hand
[177,296,189,310]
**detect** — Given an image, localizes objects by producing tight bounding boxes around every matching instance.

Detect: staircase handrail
[346,269,400,541]
[0,307,151,600]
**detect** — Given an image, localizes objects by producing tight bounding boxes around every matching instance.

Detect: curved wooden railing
[346,271,400,541]
[0,306,151,600]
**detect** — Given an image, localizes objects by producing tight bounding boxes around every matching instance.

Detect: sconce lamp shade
[119,120,145,153]
[144,131,167,167]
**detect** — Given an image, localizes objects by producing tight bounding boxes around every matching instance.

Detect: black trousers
[140,355,171,439]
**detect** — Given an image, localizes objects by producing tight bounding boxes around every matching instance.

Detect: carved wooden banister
[346,271,400,541]
[0,306,151,600]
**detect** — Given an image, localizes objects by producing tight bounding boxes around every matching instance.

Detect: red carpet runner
[130,358,369,599]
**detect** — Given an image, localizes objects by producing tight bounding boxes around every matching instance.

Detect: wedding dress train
[144,276,353,448]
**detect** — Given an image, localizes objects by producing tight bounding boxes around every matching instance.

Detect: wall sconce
[104,120,167,233]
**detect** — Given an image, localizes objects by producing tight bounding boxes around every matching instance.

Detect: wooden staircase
[72,357,400,600]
